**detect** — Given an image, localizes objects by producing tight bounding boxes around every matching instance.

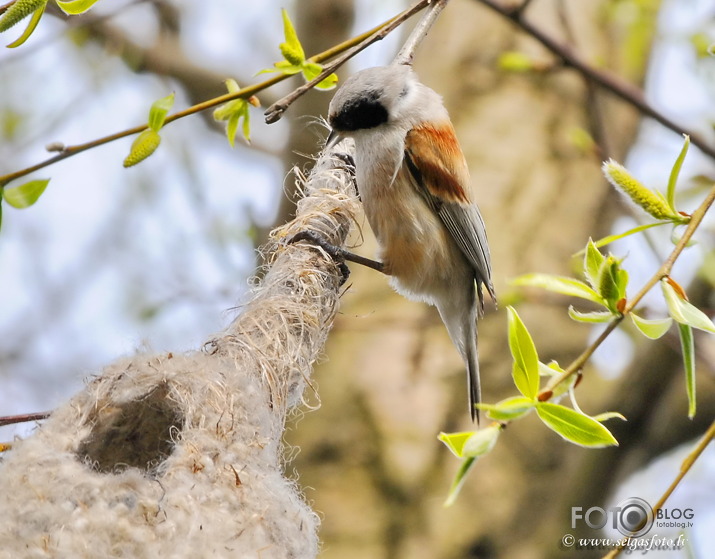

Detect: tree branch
[264,0,435,124]
[0,11,407,187]
[393,0,450,66]
[473,0,715,161]
[601,417,715,558]
[0,411,50,427]
[542,183,715,397]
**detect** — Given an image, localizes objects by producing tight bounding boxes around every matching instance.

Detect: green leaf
[278,8,305,65]
[591,411,627,422]
[597,255,626,312]
[568,127,596,154]
[55,0,102,15]
[0,0,46,33]
[538,360,564,376]
[477,396,535,421]
[584,221,671,251]
[303,62,338,90]
[667,135,690,212]
[443,456,476,507]
[224,78,240,94]
[497,51,534,72]
[678,323,696,419]
[6,1,45,48]
[148,93,175,132]
[213,102,250,147]
[462,425,501,458]
[213,98,243,121]
[273,60,303,74]
[440,426,500,507]
[630,314,672,339]
[568,306,614,323]
[226,114,240,147]
[537,360,575,398]
[123,129,161,168]
[212,80,253,147]
[536,402,619,447]
[661,279,715,333]
[690,32,712,58]
[242,109,251,142]
[506,307,540,399]
[316,72,339,90]
[438,431,474,458]
[3,178,49,208]
[257,61,302,77]
[583,238,605,289]
[439,426,500,459]
[511,274,604,305]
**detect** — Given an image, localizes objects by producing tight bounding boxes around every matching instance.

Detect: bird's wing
[403,123,495,307]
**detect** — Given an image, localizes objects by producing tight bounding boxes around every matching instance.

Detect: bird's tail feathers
[437,292,481,423]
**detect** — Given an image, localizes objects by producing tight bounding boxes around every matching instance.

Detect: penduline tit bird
[323,64,495,422]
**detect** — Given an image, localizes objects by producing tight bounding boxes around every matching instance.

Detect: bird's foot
[287,230,385,283]
[287,230,351,284]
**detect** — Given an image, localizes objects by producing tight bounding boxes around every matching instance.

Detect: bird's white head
[327,65,423,135]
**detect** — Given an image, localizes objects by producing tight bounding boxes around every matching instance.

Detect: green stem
[542,184,715,397]
[600,418,715,559]
[0,9,412,186]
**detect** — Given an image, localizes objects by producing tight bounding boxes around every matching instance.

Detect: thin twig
[393,0,450,66]
[473,0,715,161]
[0,411,50,427]
[264,0,433,124]
[542,183,715,396]
[0,10,414,187]
[600,417,715,559]
[514,0,535,16]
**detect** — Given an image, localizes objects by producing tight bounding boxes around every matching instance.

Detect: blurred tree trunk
[285,1,712,558]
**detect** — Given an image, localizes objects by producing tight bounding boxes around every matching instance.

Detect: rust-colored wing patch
[404,123,471,204]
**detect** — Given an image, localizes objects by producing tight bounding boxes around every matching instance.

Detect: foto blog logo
[571,497,655,537]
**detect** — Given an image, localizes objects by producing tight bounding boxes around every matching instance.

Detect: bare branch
[393,0,450,66]
[601,418,715,558]
[474,0,715,161]
[0,411,50,427]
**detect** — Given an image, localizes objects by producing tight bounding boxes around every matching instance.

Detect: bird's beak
[325,129,342,150]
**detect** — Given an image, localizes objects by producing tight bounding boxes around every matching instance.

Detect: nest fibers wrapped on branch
[0,148,359,559]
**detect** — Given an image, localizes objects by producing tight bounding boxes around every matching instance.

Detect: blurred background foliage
[1,0,715,558]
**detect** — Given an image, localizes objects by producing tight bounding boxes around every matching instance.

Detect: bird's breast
[353,136,469,299]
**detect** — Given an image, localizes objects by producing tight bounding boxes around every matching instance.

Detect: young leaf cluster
[1,7,340,219]
[512,239,629,323]
[122,93,175,168]
[439,307,622,505]
[514,235,711,420]
[438,425,501,506]
[212,80,260,147]
[0,0,101,48]
[660,277,715,418]
[258,9,338,90]
[596,135,691,247]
